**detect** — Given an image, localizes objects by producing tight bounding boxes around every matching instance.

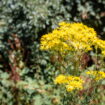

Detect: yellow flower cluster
[86,70,105,81]
[40,22,105,55]
[54,74,84,92]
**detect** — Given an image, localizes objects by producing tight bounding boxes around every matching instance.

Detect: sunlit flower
[54,74,84,92]
[54,74,67,84]
[86,70,105,81]
[40,22,105,55]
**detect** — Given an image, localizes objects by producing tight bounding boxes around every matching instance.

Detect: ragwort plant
[40,22,105,104]
[40,22,105,74]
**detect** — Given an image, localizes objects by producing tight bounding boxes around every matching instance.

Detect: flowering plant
[40,22,105,55]
[40,22,105,104]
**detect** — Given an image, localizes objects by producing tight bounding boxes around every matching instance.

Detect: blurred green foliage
[0,0,105,104]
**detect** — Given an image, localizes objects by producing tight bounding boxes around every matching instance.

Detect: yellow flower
[66,81,83,92]
[86,70,105,81]
[66,85,74,92]
[40,22,105,55]
[54,74,67,84]
[102,50,105,56]
[54,74,84,92]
